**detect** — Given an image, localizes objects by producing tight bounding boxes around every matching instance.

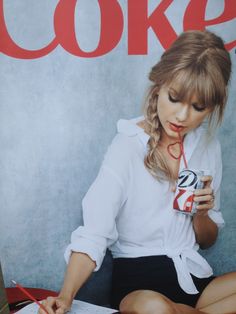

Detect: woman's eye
[168,93,179,103]
[192,104,206,112]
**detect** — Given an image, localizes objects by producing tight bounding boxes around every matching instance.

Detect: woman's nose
[176,104,189,122]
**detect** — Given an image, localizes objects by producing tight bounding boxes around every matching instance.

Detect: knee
[119,290,176,314]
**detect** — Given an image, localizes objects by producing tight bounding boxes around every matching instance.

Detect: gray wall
[0,0,235,305]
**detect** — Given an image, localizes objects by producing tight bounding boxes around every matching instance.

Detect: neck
[159,130,185,148]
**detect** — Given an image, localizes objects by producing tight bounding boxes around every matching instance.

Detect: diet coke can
[173,169,205,215]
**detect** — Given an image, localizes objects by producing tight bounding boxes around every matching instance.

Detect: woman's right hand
[38,252,96,314]
[39,295,72,314]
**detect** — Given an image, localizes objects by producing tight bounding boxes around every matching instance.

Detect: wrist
[58,289,74,304]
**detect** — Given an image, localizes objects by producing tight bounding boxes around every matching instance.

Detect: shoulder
[201,130,221,156]
[105,116,148,157]
[190,124,221,154]
[102,116,149,170]
[197,128,222,174]
[187,125,222,174]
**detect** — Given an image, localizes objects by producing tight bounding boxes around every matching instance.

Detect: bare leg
[200,294,236,314]
[196,272,236,314]
[119,290,205,314]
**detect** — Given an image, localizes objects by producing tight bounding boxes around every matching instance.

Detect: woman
[40,30,235,314]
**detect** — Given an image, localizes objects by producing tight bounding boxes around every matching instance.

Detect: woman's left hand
[193,175,215,216]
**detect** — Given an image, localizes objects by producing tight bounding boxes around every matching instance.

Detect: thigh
[196,271,236,309]
[199,294,236,314]
[119,290,174,313]
[120,290,204,314]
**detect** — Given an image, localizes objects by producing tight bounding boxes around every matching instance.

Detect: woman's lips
[169,122,185,132]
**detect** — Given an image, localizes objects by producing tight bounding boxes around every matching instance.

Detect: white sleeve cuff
[208,209,225,229]
[64,238,106,271]
[63,226,108,271]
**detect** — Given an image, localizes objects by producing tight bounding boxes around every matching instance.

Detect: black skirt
[111,255,214,310]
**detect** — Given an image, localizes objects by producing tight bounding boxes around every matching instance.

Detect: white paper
[16,299,117,314]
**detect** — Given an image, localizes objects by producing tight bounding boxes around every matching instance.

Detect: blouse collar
[117,116,150,147]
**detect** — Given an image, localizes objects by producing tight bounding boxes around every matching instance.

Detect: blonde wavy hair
[143,30,231,182]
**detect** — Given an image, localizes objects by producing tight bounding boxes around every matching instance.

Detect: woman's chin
[164,129,180,140]
[161,127,188,143]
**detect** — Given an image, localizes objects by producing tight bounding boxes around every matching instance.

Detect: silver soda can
[173,169,205,215]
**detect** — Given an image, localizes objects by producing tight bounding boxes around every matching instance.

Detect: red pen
[11,280,49,314]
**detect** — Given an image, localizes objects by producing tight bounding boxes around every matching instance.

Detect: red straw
[167,141,181,160]
[11,280,49,314]
[167,132,188,169]
[178,131,188,169]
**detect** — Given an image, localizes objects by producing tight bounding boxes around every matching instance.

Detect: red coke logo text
[0,0,235,59]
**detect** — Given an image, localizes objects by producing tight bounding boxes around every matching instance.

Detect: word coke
[0,0,235,59]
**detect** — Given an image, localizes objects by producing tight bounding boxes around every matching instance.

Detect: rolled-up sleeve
[208,139,225,229]
[64,135,130,270]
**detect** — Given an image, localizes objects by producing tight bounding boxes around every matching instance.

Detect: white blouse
[65,116,225,295]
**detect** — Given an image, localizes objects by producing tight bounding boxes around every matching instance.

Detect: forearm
[59,252,96,302]
[192,214,218,249]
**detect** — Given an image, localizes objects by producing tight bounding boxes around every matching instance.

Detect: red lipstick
[169,122,185,132]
